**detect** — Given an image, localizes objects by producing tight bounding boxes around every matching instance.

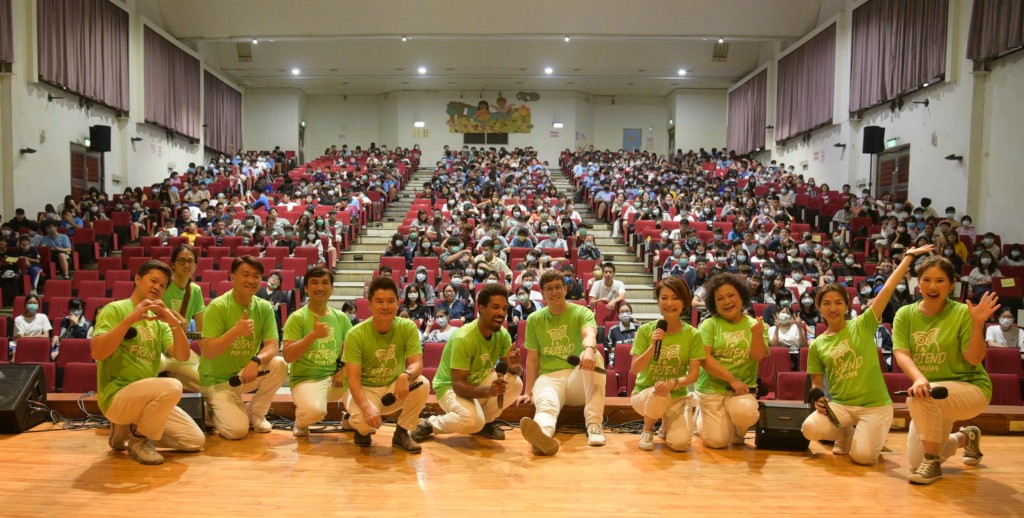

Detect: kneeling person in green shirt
[411,284,523,443]
[200,256,288,440]
[282,266,352,437]
[342,276,429,453]
[93,260,205,465]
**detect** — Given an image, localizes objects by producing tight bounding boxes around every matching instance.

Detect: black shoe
[354,431,372,447]
[410,418,434,443]
[474,421,506,440]
[392,426,422,453]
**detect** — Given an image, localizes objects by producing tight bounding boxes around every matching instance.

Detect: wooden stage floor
[1,424,1023,517]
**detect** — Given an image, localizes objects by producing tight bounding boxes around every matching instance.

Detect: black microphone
[894,386,949,399]
[125,327,137,340]
[495,359,509,408]
[229,370,270,387]
[566,354,606,374]
[381,380,425,406]
[653,319,667,361]
[808,387,841,428]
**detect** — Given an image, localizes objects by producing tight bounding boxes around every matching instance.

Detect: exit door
[875,145,910,202]
[623,129,642,152]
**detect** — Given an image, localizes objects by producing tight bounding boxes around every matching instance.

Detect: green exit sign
[885,138,899,149]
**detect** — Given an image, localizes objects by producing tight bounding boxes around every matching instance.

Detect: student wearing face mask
[769,306,809,367]
[299,229,327,265]
[410,265,437,306]
[383,231,414,270]
[605,303,638,361]
[400,285,431,330]
[884,277,916,324]
[985,308,1024,354]
[11,295,52,361]
[509,286,540,338]
[955,216,977,243]
[975,232,1002,261]
[472,241,512,281]
[967,250,1002,298]
[939,243,964,273]
[422,308,458,343]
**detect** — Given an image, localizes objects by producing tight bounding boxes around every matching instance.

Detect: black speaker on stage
[89,125,112,152]
[862,126,885,154]
[0,364,50,433]
[177,393,205,431]
[755,401,812,451]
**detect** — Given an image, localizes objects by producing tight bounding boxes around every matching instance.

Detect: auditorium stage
[2,421,1023,517]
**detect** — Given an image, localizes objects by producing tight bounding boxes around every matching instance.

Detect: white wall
[377,93,399,155]
[574,93,594,150]
[591,96,668,155]
[670,89,728,152]
[304,95,379,157]
[242,88,303,153]
[978,50,1024,242]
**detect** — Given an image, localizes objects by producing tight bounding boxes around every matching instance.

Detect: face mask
[845,258,855,266]
[896,284,907,293]
[71,309,83,317]
[962,220,971,226]
[860,287,871,296]
[523,281,535,290]
[452,278,463,287]
[484,279,497,284]
[716,256,727,264]
[466,269,476,276]
[436,317,448,327]
[451,244,462,252]
[763,268,775,277]
[1000,317,1014,328]
[410,232,419,240]
[981,258,992,266]
[777,253,787,261]
[539,225,549,233]
[415,273,427,282]
[801,298,813,306]
[944,249,954,256]
[792,273,804,282]
[777,313,793,324]
[394,239,403,247]
[90,206,99,213]
[983,238,994,246]
[737,255,747,263]
[316,220,325,227]
[620,313,632,323]
[408,292,419,301]
[307,233,316,241]
[673,249,683,257]
[26,303,39,312]
[517,294,529,304]
[823,276,835,284]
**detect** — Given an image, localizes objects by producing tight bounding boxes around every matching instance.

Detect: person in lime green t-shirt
[92,260,204,466]
[630,277,704,452]
[199,256,288,440]
[893,255,999,485]
[519,269,606,456]
[802,246,933,465]
[342,276,428,453]
[282,266,352,437]
[411,284,523,443]
[159,243,206,392]
[696,273,768,449]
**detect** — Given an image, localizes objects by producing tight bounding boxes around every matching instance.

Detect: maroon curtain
[775,24,835,141]
[0,0,12,66]
[204,71,243,155]
[849,0,948,113]
[37,0,129,111]
[726,70,767,156]
[967,0,1024,60]
[144,27,201,139]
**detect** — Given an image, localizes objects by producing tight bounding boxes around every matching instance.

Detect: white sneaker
[293,424,309,437]
[587,424,606,447]
[126,436,164,465]
[639,431,655,451]
[250,415,272,433]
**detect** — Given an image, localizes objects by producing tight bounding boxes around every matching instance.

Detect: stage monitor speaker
[177,392,205,431]
[0,364,50,433]
[863,126,885,154]
[755,401,812,451]
[89,125,112,152]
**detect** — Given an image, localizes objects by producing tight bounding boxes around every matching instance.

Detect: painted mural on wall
[446,96,533,133]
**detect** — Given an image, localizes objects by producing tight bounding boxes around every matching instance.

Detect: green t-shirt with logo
[525,303,598,375]
[94,299,173,413]
[163,281,206,323]
[631,319,705,398]
[341,317,422,387]
[283,306,352,387]
[432,323,512,399]
[893,301,992,400]
[199,291,278,387]
[696,315,768,395]
[808,311,891,407]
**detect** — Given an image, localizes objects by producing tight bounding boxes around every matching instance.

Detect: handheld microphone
[125,327,138,340]
[381,380,425,406]
[566,354,606,374]
[229,370,270,387]
[894,386,949,399]
[808,387,841,428]
[495,359,509,408]
[653,319,667,361]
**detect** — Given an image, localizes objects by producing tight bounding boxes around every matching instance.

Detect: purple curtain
[849,0,948,113]
[204,71,243,155]
[775,24,836,141]
[37,0,129,111]
[967,0,1024,60]
[0,0,12,66]
[144,27,201,139]
[726,70,767,156]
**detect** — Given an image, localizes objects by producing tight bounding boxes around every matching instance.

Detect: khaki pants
[906,381,988,466]
[104,377,205,451]
[202,356,288,440]
[697,391,759,448]
[160,349,203,393]
[344,375,430,434]
[801,402,893,465]
[630,387,693,451]
[291,377,347,429]
[532,363,607,437]
[428,371,523,435]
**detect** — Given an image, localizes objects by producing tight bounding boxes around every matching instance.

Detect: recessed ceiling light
[564,36,571,42]
[291,68,300,75]
[251,38,258,45]
[544,67,553,75]
[401,36,408,42]
[418,67,427,74]
[678,69,687,76]
[718,38,725,44]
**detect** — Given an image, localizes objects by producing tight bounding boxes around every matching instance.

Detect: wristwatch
[250,355,262,366]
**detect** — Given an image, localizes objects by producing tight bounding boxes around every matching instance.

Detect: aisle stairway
[330,168,660,322]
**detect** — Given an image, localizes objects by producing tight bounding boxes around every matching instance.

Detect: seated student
[769,306,809,369]
[92,260,205,465]
[630,277,704,452]
[589,262,627,314]
[400,284,431,330]
[696,273,768,448]
[605,302,639,365]
[256,272,290,334]
[967,251,1001,298]
[55,297,94,359]
[802,246,930,465]
[342,276,429,452]
[200,256,289,440]
[894,255,996,485]
[412,284,524,443]
[435,283,474,322]
[422,309,458,343]
[518,269,606,456]
[986,308,1023,354]
[282,266,352,437]
[10,294,52,361]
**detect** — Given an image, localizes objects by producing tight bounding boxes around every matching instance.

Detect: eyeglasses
[175,258,196,265]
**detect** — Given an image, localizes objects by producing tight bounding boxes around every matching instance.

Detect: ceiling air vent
[713,41,729,62]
